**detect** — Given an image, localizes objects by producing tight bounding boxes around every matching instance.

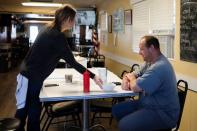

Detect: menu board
[180,0,197,63]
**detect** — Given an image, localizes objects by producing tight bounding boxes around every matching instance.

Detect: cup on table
[98,68,107,84]
[65,74,73,83]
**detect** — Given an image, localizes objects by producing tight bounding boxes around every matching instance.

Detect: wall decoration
[99,11,108,45]
[100,31,108,46]
[113,8,124,33]
[100,11,108,31]
[124,9,132,25]
[108,15,112,33]
[180,0,197,63]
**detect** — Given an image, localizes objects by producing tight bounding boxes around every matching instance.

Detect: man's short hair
[142,35,160,49]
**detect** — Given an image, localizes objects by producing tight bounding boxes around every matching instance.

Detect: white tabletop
[39,68,136,102]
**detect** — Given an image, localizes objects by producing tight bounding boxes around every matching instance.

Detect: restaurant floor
[0,67,118,131]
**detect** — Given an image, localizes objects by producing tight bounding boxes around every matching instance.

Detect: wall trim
[101,50,142,67]
[102,50,197,92]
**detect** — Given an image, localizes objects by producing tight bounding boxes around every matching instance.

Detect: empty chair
[120,64,140,78]
[120,70,129,79]
[130,64,140,73]
[90,54,105,68]
[41,101,81,131]
[90,98,117,126]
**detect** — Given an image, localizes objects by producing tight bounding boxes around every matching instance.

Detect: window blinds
[132,0,175,56]
[132,0,149,53]
[149,0,175,32]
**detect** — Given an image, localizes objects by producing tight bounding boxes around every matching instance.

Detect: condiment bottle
[83,70,90,93]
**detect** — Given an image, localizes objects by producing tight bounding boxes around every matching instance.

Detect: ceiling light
[22,2,62,7]
[25,14,54,19]
[23,20,52,24]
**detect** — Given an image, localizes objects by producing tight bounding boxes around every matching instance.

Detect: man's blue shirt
[134,54,180,127]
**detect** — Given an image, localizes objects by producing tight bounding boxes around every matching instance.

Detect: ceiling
[0,0,107,14]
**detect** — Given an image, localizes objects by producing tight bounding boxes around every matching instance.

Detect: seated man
[112,36,180,131]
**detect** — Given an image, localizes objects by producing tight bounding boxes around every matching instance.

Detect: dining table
[39,68,137,131]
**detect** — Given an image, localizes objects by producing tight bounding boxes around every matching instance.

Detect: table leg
[83,99,89,131]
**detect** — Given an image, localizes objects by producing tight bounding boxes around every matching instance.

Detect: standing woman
[15,4,102,131]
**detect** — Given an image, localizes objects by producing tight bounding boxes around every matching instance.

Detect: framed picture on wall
[113,8,124,33]
[124,9,132,25]
[108,15,112,33]
[100,11,108,31]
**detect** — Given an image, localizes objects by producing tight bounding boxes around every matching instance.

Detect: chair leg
[76,113,81,127]
[91,112,97,125]
[91,111,113,126]
[41,116,50,131]
[45,117,53,131]
[40,108,46,122]
[90,124,106,131]
[71,114,77,125]
[99,112,102,117]
[109,114,113,125]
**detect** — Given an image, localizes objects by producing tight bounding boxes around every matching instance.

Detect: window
[85,25,93,41]
[29,26,38,43]
[132,0,175,58]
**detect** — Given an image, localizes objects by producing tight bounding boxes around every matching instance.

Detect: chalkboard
[180,0,197,63]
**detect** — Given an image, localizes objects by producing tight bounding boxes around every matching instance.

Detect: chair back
[121,63,140,78]
[41,101,81,131]
[130,64,140,72]
[176,79,188,130]
[91,54,105,67]
[120,70,129,78]
[155,80,188,131]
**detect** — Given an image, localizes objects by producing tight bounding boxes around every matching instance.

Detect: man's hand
[125,73,142,92]
[93,75,103,88]
[121,74,130,90]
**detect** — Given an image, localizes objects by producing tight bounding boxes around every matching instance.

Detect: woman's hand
[93,75,103,88]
